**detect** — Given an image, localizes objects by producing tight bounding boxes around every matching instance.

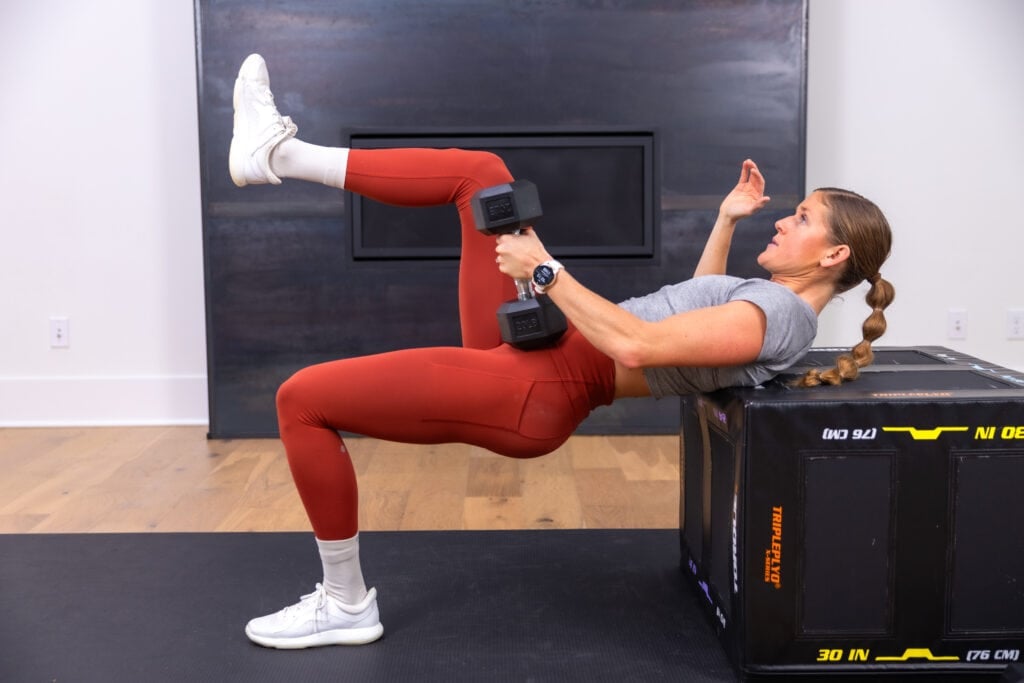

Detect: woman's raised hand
[719,159,771,221]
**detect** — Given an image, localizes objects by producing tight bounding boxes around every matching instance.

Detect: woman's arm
[494,158,772,369]
[494,230,766,369]
[542,268,766,369]
[693,159,771,277]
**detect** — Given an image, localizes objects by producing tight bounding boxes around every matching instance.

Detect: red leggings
[276,148,617,539]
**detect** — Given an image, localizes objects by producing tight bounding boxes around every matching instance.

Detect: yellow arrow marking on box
[882,426,969,441]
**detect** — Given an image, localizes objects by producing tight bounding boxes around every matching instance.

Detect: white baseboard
[0,375,208,427]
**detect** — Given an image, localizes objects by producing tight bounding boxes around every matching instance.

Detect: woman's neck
[771,275,836,315]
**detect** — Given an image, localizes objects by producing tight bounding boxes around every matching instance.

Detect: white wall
[807,0,1024,372]
[0,0,206,425]
[1,0,1021,427]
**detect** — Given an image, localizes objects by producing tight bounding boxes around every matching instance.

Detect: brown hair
[795,188,895,387]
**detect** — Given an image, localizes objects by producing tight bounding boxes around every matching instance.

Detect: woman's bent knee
[457,149,513,187]
[275,367,319,428]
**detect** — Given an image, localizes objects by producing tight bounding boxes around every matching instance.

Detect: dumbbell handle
[510,229,536,302]
[514,278,533,302]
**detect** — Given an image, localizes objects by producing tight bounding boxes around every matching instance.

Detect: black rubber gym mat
[0,529,736,682]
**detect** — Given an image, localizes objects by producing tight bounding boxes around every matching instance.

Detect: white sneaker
[245,584,384,649]
[229,53,298,187]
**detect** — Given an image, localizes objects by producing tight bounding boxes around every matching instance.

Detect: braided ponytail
[794,188,894,388]
[797,274,895,386]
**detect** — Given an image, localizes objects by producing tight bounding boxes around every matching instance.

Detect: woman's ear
[820,244,851,268]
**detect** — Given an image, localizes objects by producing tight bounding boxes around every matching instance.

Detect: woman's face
[757,192,842,277]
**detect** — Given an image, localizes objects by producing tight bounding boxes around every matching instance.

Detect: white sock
[316,535,368,605]
[270,138,350,189]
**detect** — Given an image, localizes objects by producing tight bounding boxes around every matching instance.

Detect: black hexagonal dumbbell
[470,180,567,350]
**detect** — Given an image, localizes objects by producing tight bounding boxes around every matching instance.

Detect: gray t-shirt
[617,275,817,397]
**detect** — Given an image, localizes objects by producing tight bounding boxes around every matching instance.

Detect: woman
[229,54,894,648]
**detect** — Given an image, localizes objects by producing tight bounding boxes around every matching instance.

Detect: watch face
[534,264,555,286]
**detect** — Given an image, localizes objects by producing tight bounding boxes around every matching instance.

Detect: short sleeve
[728,279,818,366]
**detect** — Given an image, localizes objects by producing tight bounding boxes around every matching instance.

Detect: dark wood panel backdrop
[196,0,808,437]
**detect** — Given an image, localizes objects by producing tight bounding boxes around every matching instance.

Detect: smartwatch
[532,260,564,294]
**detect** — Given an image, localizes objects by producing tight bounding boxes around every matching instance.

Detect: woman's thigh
[276,345,582,458]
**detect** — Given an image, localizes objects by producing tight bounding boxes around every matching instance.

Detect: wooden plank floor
[0,427,680,533]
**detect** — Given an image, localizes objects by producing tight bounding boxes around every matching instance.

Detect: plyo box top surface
[721,346,1024,404]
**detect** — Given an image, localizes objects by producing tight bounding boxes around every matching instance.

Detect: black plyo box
[679,347,1024,679]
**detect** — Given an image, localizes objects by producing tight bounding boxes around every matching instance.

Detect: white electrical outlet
[1008,309,1024,340]
[947,309,967,340]
[49,317,70,348]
